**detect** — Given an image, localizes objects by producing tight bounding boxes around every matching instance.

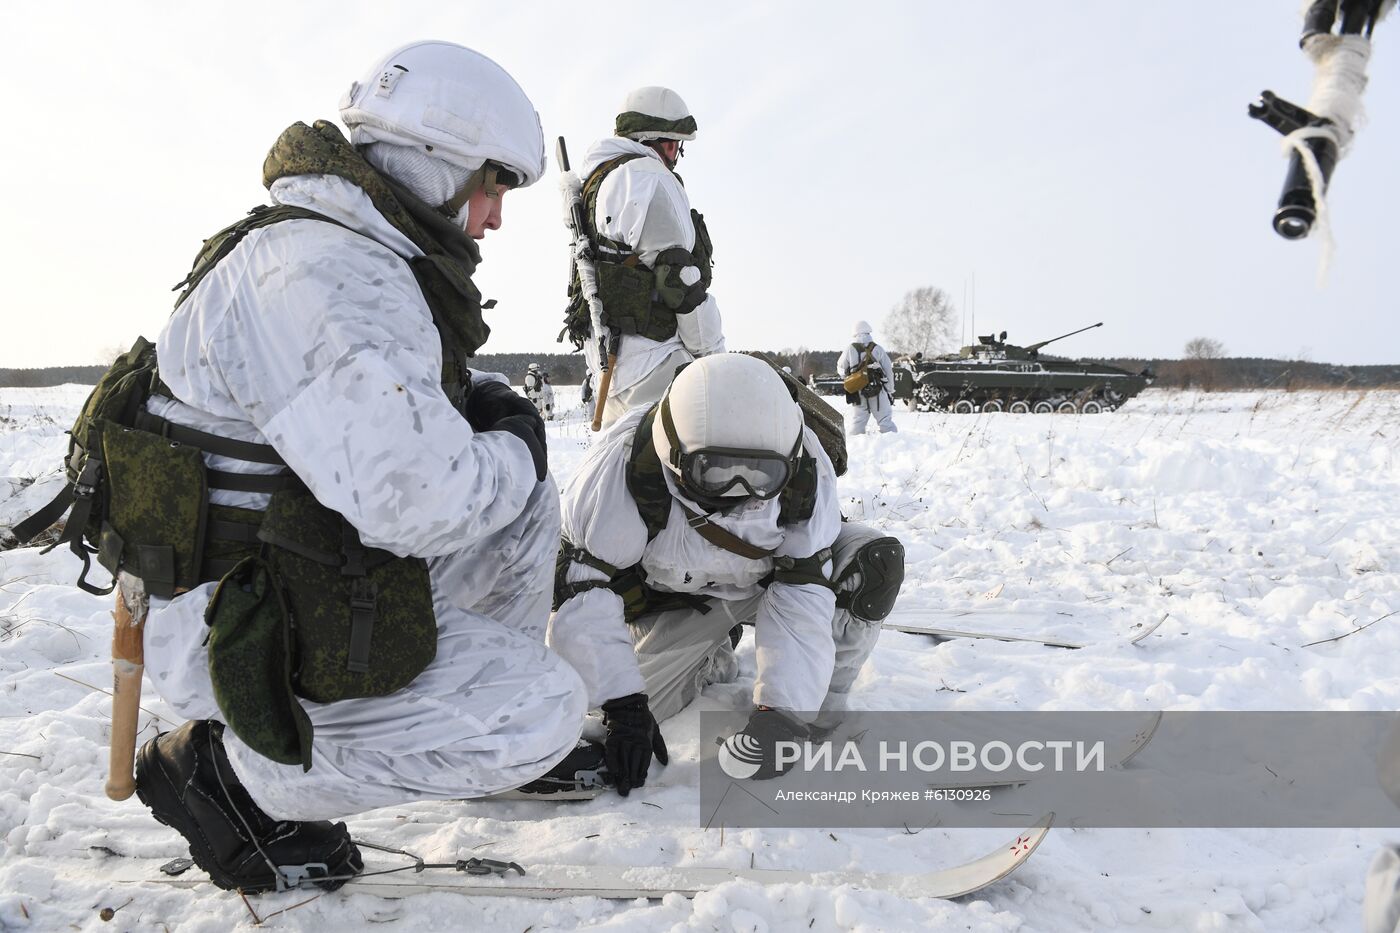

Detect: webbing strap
[678,504,777,560]
[7,485,74,544]
[770,546,836,590]
[206,470,301,494]
[346,579,376,675]
[562,540,622,578]
[133,409,286,465]
[206,518,263,544]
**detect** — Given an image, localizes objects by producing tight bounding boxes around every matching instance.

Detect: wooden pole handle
[106,588,146,801]
[106,658,143,800]
[591,354,618,432]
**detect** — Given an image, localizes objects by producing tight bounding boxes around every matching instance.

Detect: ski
[884,612,1167,649]
[100,814,1051,900]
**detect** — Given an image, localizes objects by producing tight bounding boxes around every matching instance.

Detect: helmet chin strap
[440,163,507,218]
[644,140,681,171]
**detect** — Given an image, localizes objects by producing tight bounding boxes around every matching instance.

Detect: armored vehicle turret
[894,322,1153,413]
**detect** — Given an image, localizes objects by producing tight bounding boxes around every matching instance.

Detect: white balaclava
[363,142,475,211]
[340,41,547,223]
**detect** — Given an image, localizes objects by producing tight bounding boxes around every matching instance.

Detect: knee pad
[830,521,905,623]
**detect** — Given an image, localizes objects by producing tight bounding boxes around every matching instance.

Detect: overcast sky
[3,1,1395,367]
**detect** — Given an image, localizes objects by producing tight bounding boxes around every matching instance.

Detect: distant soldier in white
[836,321,898,435]
[523,362,555,420]
[548,354,905,793]
[103,42,606,895]
[562,87,725,429]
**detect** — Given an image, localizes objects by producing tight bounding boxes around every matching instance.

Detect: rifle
[556,137,616,431]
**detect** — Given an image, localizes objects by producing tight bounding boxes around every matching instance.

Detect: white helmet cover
[616,86,697,141]
[653,354,803,485]
[340,41,545,188]
[852,320,873,338]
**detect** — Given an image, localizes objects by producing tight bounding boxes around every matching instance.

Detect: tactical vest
[11,122,496,770]
[559,153,714,349]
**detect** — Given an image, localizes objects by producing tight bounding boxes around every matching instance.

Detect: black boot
[135,720,362,893]
[498,739,610,800]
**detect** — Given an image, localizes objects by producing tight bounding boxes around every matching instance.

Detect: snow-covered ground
[1,385,1397,931]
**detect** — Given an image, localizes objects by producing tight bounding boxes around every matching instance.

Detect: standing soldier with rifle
[558,87,725,431]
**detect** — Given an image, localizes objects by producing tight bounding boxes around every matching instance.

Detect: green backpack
[8,337,212,596]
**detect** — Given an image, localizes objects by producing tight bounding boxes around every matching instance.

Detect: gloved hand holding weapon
[556,137,617,432]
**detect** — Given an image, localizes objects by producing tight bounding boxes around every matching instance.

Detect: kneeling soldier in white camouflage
[548,353,905,795]
[68,42,603,895]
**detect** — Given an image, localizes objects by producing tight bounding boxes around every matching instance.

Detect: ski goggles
[659,398,802,500]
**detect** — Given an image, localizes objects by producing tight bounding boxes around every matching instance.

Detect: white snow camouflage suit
[837,331,898,435]
[524,369,555,420]
[547,408,883,721]
[576,138,726,429]
[141,171,587,821]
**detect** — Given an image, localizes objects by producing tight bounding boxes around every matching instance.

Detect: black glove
[465,379,547,481]
[719,707,810,781]
[602,693,669,797]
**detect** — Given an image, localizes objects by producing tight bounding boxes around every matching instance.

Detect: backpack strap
[171,205,349,307]
[676,504,777,560]
[625,407,674,541]
[776,452,819,525]
[7,486,75,547]
[581,154,648,259]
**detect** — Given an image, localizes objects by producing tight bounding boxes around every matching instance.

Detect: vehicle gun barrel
[1025,322,1103,355]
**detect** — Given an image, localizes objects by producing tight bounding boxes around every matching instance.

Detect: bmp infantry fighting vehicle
[890,322,1153,414]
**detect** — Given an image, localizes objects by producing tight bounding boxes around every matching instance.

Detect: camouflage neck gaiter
[262,121,490,358]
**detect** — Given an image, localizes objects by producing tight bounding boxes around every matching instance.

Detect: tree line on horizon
[2,353,1397,391]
